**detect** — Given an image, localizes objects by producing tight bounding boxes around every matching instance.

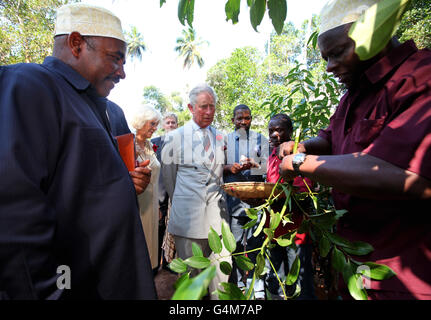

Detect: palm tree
[174,27,208,69]
[126,26,146,62]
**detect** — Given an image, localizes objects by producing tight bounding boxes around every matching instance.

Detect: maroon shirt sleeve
[362,51,431,181]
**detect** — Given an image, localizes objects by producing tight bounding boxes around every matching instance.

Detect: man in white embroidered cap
[0,3,156,299]
[278,0,431,299]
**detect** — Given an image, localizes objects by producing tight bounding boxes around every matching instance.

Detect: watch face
[293,153,306,164]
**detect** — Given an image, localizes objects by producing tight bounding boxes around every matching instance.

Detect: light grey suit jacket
[161,120,228,239]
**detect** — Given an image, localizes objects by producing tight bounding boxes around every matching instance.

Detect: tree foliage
[207,46,271,132]
[174,27,208,69]
[396,0,431,49]
[0,0,77,65]
[126,26,146,62]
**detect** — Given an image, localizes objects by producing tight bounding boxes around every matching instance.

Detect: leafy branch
[168,168,396,300]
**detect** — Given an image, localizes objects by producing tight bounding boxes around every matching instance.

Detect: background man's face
[232,109,252,131]
[163,116,178,132]
[188,91,215,128]
[268,119,292,148]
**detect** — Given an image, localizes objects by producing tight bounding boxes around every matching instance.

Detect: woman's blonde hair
[130,104,162,130]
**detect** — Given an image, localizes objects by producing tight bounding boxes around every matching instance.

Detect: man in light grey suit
[161,84,231,299]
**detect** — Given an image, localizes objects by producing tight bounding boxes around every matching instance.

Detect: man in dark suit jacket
[106,99,131,136]
[0,3,155,299]
[151,112,178,270]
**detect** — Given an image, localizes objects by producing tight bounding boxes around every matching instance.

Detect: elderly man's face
[188,92,215,128]
[318,23,363,89]
[80,36,127,97]
[163,116,178,132]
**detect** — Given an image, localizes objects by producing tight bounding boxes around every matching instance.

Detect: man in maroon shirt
[279,0,431,299]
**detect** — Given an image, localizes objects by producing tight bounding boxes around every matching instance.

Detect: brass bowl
[221,182,285,201]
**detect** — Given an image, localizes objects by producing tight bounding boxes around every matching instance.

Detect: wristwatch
[292,153,307,176]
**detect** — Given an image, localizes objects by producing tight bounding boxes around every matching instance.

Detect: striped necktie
[201,129,214,163]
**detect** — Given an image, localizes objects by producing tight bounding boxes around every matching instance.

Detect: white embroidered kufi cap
[54,3,126,42]
[319,0,380,35]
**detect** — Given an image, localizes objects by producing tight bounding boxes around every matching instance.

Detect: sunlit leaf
[349,0,411,60]
[208,227,222,254]
[172,265,216,300]
[184,256,211,269]
[222,220,236,253]
[245,208,258,219]
[269,211,282,230]
[253,210,267,237]
[342,260,368,300]
[359,262,396,280]
[174,273,190,289]
[225,0,241,24]
[169,258,188,273]
[192,242,203,257]
[275,231,296,247]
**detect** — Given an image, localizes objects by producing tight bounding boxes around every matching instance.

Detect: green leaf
[250,0,267,32]
[241,218,257,230]
[359,262,396,281]
[349,0,411,60]
[245,272,256,300]
[234,255,255,271]
[219,282,247,300]
[160,0,166,7]
[184,256,211,269]
[225,0,241,24]
[172,265,216,300]
[169,258,188,273]
[245,208,258,219]
[269,211,282,231]
[253,209,267,237]
[219,261,233,275]
[255,253,266,276]
[275,231,296,247]
[343,241,374,256]
[208,227,222,254]
[178,0,187,26]
[178,0,195,27]
[222,220,236,253]
[174,273,190,289]
[268,0,287,35]
[319,235,331,258]
[186,0,195,28]
[331,246,347,273]
[342,260,368,300]
[285,254,300,285]
[191,242,203,257]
